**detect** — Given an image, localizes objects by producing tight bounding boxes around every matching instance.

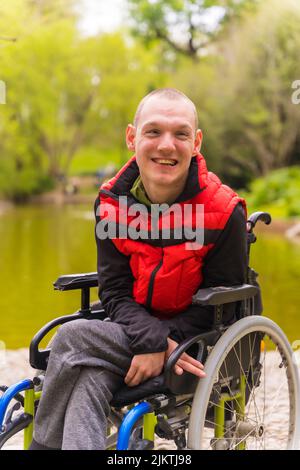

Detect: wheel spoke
[188,318,299,450]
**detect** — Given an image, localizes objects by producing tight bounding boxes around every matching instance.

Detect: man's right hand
[165,338,206,378]
[124,337,205,388]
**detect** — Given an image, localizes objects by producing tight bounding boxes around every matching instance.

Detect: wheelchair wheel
[188,316,300,450]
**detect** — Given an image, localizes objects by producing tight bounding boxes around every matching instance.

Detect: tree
[216,0,300,184]
[0,2,166,199]
[127,0,260,59]
[165,0,300,187]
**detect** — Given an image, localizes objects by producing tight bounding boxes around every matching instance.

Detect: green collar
[130,176,152,207]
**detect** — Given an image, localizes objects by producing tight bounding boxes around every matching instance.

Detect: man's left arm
[164,203,248,343]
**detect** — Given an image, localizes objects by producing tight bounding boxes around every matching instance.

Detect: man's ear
[193,129,203,154]
[126,124,136,151]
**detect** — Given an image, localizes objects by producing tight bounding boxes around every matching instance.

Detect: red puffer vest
[99,154,246,319]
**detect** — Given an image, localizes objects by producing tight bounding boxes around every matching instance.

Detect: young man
[30,88,247,450]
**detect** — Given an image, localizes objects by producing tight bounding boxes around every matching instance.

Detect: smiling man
[127,90,202,205]
[30,88,247,450]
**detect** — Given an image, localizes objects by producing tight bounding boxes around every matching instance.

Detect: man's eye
[146,129,160,135]
[176,132,188,138]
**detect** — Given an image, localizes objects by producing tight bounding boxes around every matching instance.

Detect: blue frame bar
[0,379,33,427]
[116,401,152,450]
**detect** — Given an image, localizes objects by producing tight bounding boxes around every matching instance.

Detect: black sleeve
[163,203,248,343]
[94,197,170,355]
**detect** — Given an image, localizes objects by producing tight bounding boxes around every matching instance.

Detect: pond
[0,204,300,350]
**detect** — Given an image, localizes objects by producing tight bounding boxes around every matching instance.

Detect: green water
[1,204,300,349]
[0,204,98,349]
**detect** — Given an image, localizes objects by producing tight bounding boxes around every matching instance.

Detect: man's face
[126,96,203,189]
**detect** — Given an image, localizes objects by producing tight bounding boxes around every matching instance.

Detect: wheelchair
[1,212,300,450]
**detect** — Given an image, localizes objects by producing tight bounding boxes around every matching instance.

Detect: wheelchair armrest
[192,284,259,306]
[53,272,99,291]
[164,330,220,394]
[29,313,85,370]
[29,302,107,370]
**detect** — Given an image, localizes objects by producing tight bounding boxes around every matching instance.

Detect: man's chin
[151,174,177,187]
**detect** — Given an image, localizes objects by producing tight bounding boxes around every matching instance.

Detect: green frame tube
[143,412,157,442]
[214,374,246,450]
[234,375,246,450]
[23,390,41,450]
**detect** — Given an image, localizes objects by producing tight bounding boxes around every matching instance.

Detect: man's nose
[157,133,176,154]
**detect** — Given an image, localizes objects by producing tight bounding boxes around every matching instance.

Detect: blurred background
[0,0,300,349]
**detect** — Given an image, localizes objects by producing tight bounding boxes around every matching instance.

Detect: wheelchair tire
[188,316,300,450]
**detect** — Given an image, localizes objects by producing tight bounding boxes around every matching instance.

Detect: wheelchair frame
[1,211,300,450]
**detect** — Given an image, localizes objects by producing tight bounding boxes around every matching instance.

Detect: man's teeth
[155,159,176,166]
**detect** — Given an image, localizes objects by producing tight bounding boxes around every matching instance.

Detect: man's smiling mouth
[151,158,177,166]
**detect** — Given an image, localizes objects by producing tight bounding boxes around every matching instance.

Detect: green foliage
[242,166,300,217]
[166,0,300,186]
[1,0,300,199]
[69,147,131,175]
[217,0,300,183]
[128,0,260,58]
[0,0,166,199]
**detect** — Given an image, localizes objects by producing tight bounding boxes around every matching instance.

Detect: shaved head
[134,88,198,131]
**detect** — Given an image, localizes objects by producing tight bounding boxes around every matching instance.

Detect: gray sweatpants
[33,319,134,450]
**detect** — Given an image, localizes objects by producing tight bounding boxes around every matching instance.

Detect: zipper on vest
[146,257,163,311]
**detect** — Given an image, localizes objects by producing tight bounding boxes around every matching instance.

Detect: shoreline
[255,217,299,234]
[2,196,300,236]
[1,193,96,208]
[0,200,14,215]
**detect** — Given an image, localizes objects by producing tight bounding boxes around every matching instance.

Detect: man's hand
[166,338,206,378]
[125,351,165,387]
